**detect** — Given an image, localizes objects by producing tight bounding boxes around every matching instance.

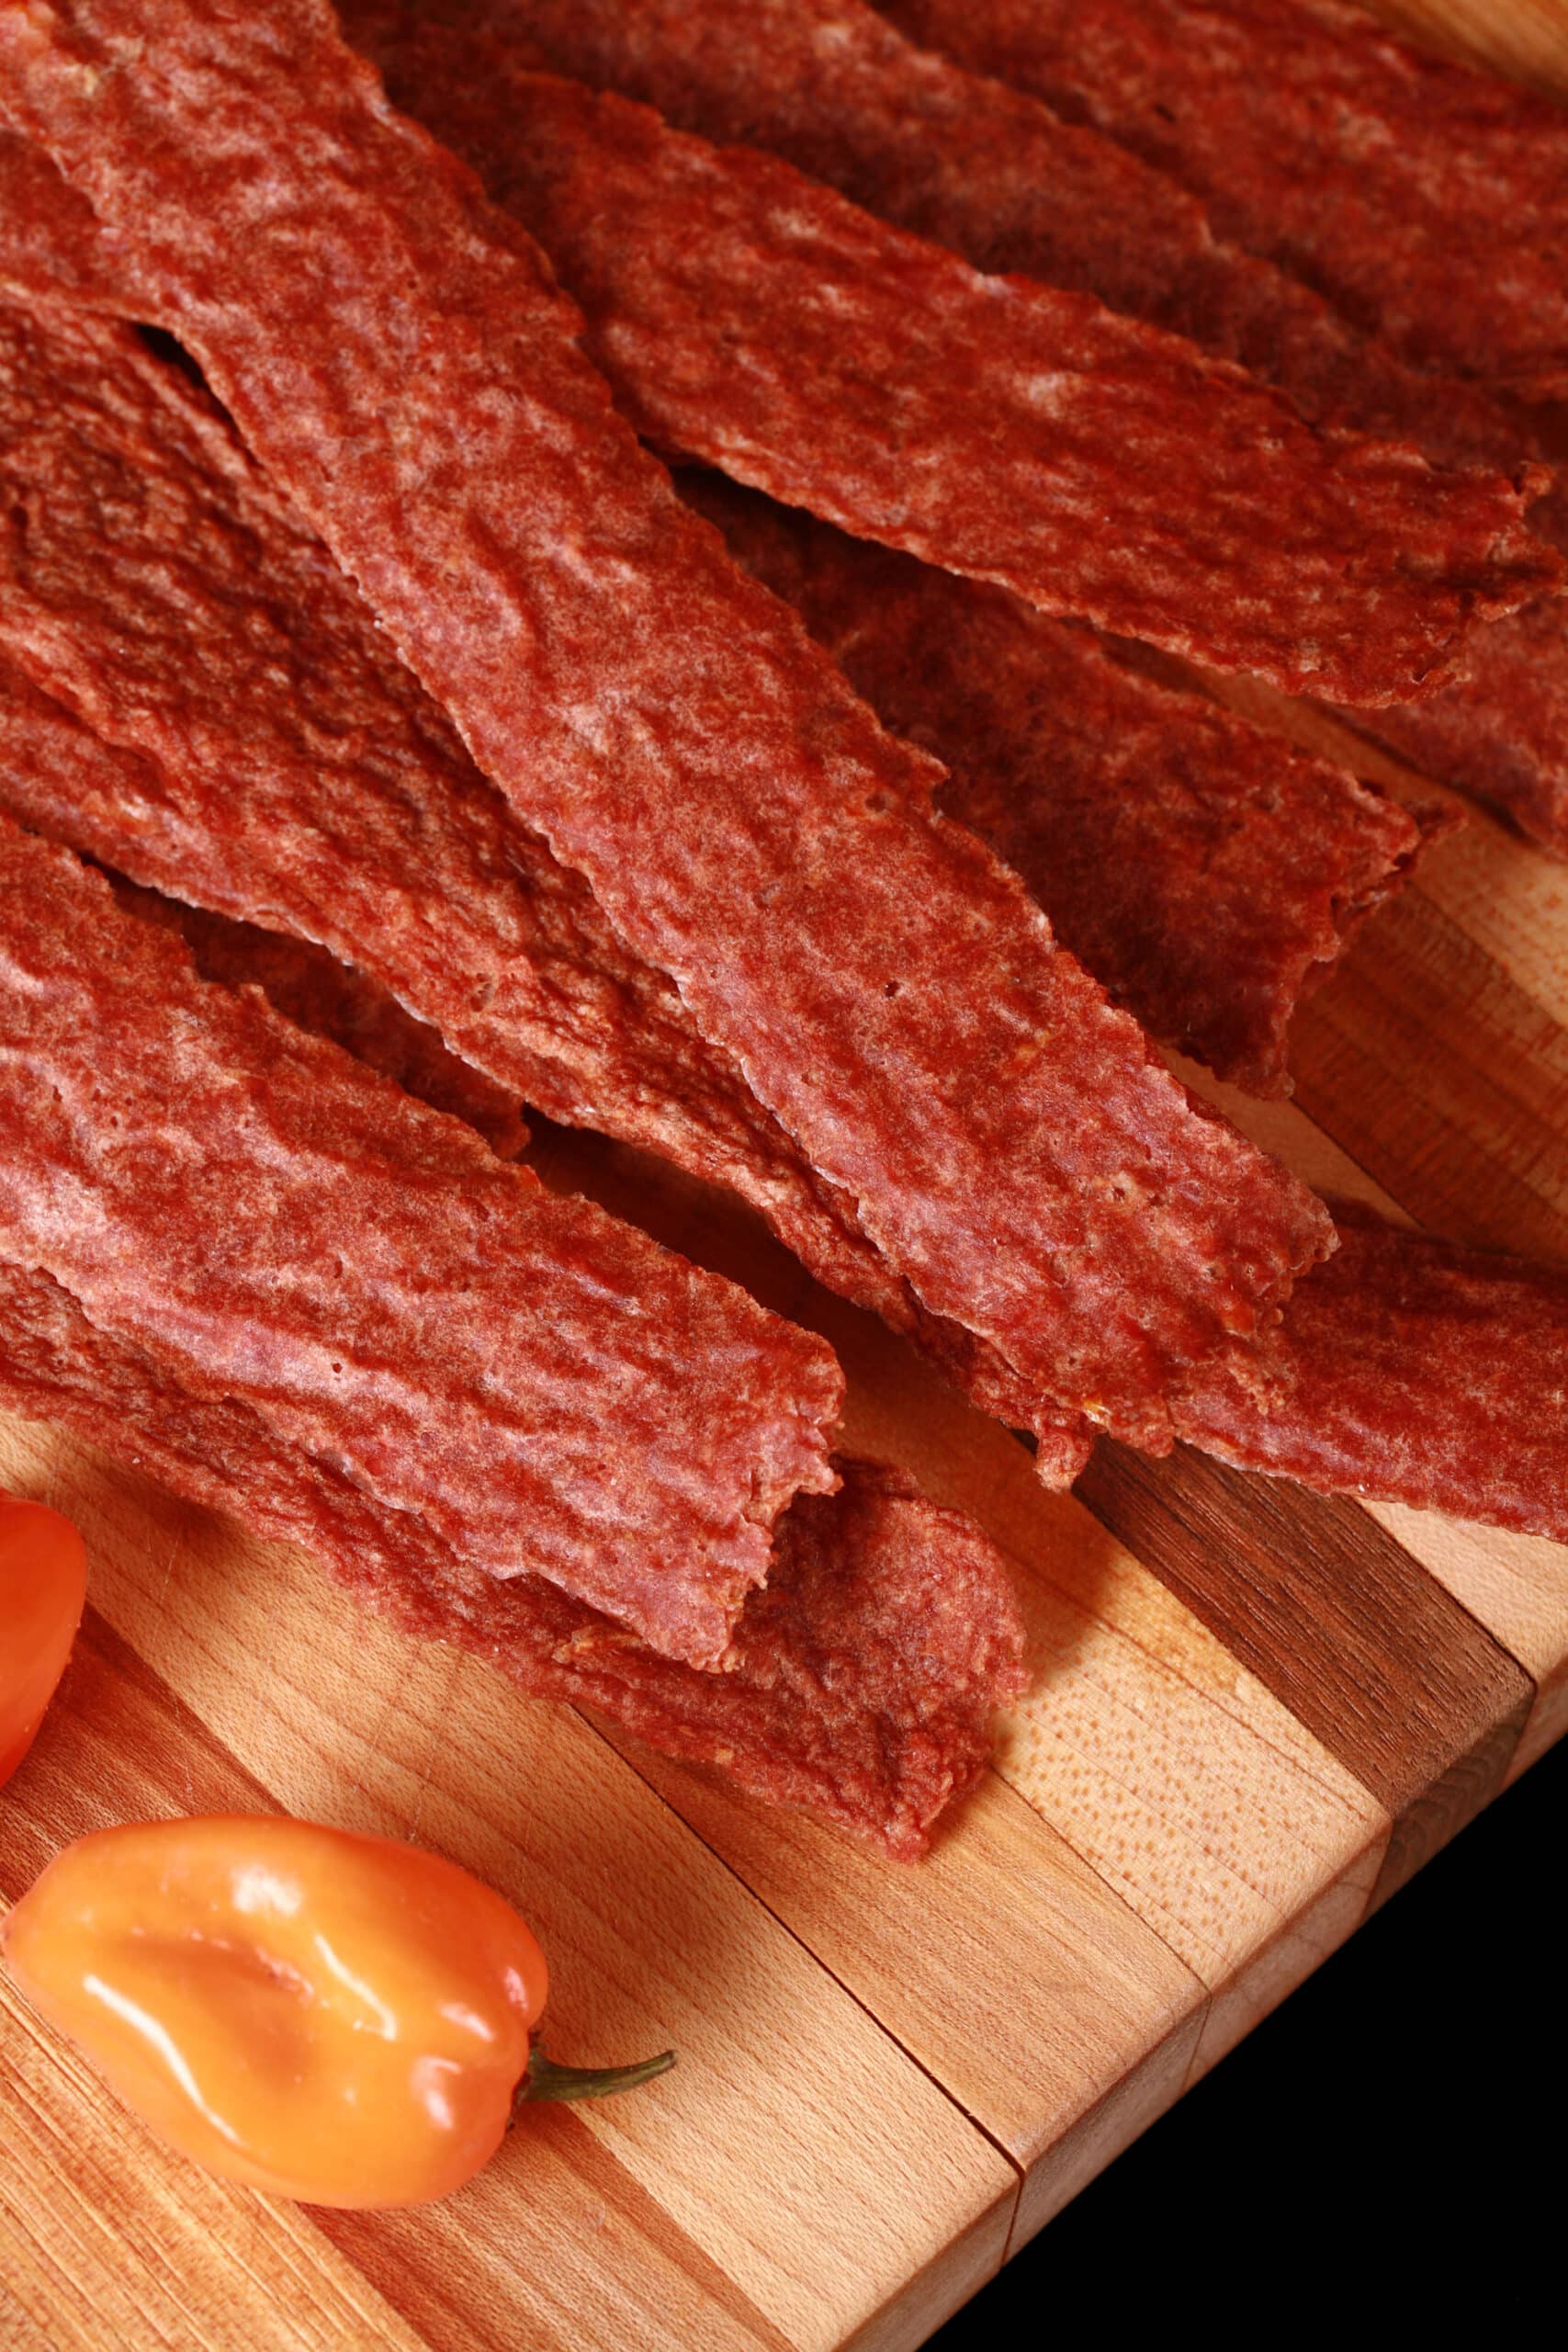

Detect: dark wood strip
[1075,1443,1535,1905]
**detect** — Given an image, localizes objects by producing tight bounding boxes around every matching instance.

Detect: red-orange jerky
[688,474,1447,1097]
[317,24,1557,703]
[359,0,1568,857]
[6,41,1564,862]
[1173,1204,1568,1542]
[0,1258,1021,1858]
[0,293,1084,1477]
[1334,602,1568,859]
[403,0,1522,473]
[0,814,841,1669]
[0,0,1339,1453]
[886,0,1568,404]
[0,122,117,310]
[116,879,529,1160]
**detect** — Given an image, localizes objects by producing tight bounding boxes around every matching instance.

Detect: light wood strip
[0,1611,799,2352]
[1169,666,1568,1047]
[1366,1508,1568,1784]
[314,2109,798,2352]
[0,2274,54,2352]
[1371,0,1568,89]
[0,1413,1017,2352]
[1184,1838,1388,2083]
[993,1509,1392,1961]
[600,1753,1207,2250]
[0,1625,437,2352]
[1291,891,1568,1261]
[1075,1444,1533,1903]
[1179,681,1568,1265]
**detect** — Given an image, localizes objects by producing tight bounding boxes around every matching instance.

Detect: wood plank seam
[1074,1444,1538,1907]
[5,1505,1026,2352]
[590,1721,1034,2210]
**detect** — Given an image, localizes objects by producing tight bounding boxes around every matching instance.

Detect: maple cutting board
[6,4,1568,2346]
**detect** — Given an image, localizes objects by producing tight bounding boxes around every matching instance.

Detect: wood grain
[1176,1065,1568,1779]
[1074,1445,1534,1899]
[0,1416,1018,2352]
[1292,891,1568,1261]
[1371,0,1568,90]
[0,1621,439,2352]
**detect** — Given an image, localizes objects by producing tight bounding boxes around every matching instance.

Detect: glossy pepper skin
[1,1816,672,2207]
[0,1495,88,1788]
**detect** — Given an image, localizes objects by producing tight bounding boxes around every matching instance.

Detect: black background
[931,1732,1565,2337]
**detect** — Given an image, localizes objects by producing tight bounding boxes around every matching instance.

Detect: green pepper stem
[520,2045,677,2104]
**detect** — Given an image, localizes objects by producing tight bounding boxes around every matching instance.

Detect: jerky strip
[1336,599,1568,859]
[1173,1203,1568,1543]
[311,27,1558,702]
[7,72,1564,868]
[0,1258,1021,1857]
[0,812,841,1669]
[0,121,118,311]
[0,299,1087,1479]
[0,5,1338,1453]
[686,474,1448,1096]
[0,234,1443,1097]
[358,2,1568,858]
[885,0,1568,403]
[121,884,530,1160]
[409,0,1528,475]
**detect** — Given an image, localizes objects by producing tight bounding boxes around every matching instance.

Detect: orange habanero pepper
[0,1815,673,2206]
[0,1494,88,1788]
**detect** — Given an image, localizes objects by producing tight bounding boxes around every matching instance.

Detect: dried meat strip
[118,882,530,1160]
[0,0,1339,1456]
[1330,602,1568,859]
[0,230,1447,1099]
[400,0,1527,477]
[0,1258,1021,1856]
[685,474,1449,1097]
[884,0,1568,405]
[0,121,118,310]
[1172,1203,1568,1542]
[353,1,1568,859]
[0,296,1087,1480]
[9,49,1567,865]
[3,7,1557,711]
[0,811,842,1669]
[305,21,1558,704]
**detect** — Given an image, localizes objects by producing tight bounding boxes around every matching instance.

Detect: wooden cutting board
[5,5,1568,2346]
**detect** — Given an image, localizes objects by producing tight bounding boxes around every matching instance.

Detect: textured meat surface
[0,1,1339,1452]
[0,815,842,1668]
[6,38,1564,876]
[410,0,1528,475]
[0,297,1086,1478]
[0,1257,1021,1857]
[690,474,1444,1097]
[1338,599,1568,857]
[353,4,1568,863]
[0,123,117,308]
[886,0,1568,402]
[1174,1204,1568,1542]
[118,882,530,1159]
[334,24,1558,703]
